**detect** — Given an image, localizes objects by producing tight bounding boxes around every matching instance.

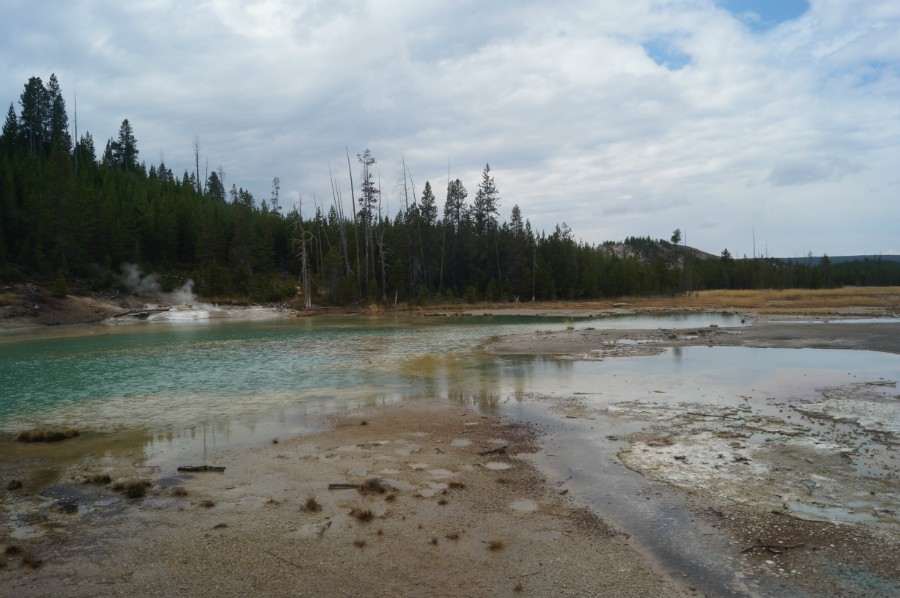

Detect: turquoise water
[2,312,896,435]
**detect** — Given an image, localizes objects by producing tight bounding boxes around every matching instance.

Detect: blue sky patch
[643,37,691,70]
[717,0,810,32]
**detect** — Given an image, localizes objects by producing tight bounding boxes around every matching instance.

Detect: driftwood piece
[327,483,360,490]
[177,465,225,473]
[478,446,507,456]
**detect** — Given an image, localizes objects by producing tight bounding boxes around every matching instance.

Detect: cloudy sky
[3,0,898,257]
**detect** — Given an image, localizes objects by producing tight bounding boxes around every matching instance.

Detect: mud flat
[0,400,687,597]
[485,317,900,597]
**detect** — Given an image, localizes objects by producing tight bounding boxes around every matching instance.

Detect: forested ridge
[2,75,898,305]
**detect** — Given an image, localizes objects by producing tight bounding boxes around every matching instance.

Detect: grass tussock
[358,478,387,496]
[303,496,322,512]
[487,539,505,551]
[21,553,42,569]
[349,507,375,522]
[112,479,150,499]
[16,428,80,443]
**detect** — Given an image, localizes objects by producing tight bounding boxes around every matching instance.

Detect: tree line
[1,74,898,304]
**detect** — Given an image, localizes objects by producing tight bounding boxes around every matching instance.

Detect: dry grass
[410,287,900,314]
[487,539,505,551]
[303,496,322,512]
[112,479,149,499]
[16,428,80,443]
[358,478,387,496]
[349,507,375,522]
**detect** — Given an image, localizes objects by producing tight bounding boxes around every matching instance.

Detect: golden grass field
[409,287,900,315]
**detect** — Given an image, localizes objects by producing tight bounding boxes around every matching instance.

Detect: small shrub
[448,481,466,490]
[349,507,374,522]
[303,496,322,512]
[6,480,23,491]
[171,487,188,497]
[113,479,149,499]
[199,499,216,508]
[514,582,524,593]
[358,478,387,496]
[21,553,42,569]
[487,539,505,551]
[437,498,448,506]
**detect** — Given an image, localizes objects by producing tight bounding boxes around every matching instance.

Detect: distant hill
[777,255,900,265]
[600,237,718,264]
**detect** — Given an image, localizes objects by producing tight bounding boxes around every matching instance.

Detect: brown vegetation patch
[16,428,80,443]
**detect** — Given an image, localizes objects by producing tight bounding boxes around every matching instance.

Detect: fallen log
[177,465,225,473]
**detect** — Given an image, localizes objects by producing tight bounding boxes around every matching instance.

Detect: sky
[2,0,898,258]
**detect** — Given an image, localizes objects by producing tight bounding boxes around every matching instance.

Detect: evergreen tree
[18,76,48,155]
[111,119,139,171]
[419,180,437,227]
[1,104,18,155]
[46,74,70,151]
[472,163,499,236]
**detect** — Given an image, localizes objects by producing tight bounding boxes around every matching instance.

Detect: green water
[1,312,895,436]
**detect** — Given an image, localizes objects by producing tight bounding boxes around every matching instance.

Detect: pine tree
[1,103,18,155]
[18,76,48,155]
[46,74,70,151]
[111,119,139,171]
[472,163,499,236]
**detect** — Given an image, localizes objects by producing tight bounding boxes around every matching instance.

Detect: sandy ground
[0,400,687,597]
